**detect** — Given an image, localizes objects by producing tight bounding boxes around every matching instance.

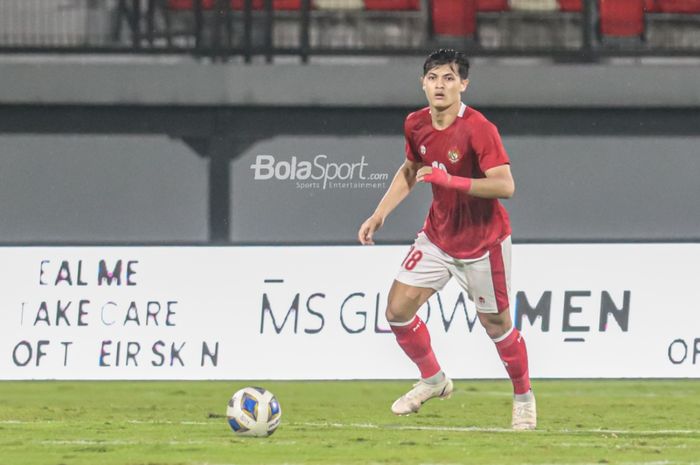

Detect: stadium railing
[0,0,699,60]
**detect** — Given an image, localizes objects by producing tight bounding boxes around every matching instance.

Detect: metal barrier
[0,0,699,60]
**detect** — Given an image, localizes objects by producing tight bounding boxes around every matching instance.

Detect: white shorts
[395,232,512,314]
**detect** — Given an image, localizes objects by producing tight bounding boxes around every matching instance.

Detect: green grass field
[1,380,699,465]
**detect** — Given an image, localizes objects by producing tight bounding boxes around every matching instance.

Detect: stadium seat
[432,0,477,36]
[599,0,645,37]
[315,0,363,8]
[364,0,421,9]
[644,0,660,11]
[657,0,700,13]
[557,0,582,11]
[477,0,510,11]
[510,0,557,11]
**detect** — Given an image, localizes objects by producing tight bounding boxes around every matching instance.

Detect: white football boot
[391,377,454,415]
[512,395,537,430]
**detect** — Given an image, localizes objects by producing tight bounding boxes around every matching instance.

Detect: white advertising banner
[1,244,698,380]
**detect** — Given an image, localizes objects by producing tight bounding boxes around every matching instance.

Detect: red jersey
[404,103,512,259]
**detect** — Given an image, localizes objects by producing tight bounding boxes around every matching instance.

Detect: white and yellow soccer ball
[226,387,281,437]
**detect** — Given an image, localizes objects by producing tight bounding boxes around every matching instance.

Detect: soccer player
[357,49,536,430]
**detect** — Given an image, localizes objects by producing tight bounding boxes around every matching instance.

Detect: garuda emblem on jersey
[447,147,462,164]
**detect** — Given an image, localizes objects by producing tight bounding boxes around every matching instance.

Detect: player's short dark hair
[423,49,470,80]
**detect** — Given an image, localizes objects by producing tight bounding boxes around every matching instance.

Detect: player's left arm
[416,164,514,199]
[471,164,515,199]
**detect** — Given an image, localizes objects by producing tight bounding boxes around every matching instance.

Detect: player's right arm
[357,159,422,245]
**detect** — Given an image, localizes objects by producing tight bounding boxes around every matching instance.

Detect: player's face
[421,63,468,111]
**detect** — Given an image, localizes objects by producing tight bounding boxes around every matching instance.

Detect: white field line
[556,442,688,449]
[4,419,700,436]
[38,440,161,446]
[34,439,299,446]
[510,462,681,465]
[191,462,693,465]
[295,421,700,435]
[28,439,691,450]
[193,463,305,465]
[0,419,212,425]
[127,420,211,425]
[449,390,668,398]
[0,420,56,424]
[463,462,697,465]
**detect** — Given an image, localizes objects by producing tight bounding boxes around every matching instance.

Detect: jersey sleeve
[472,121,510,172]
[404,116,422,163]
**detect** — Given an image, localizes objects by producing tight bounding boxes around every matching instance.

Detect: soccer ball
[226,387,281,437]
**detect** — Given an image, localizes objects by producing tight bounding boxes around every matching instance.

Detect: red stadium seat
[599,0,644,37]
[644,0,660,11]
[657,0,700,13]
[364,0,420,9]
[558,0,582,11]
[477,0,510,11]
[432,0,477,36]
[275,0,301,8]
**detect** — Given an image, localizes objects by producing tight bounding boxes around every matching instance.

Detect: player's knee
[480,314,511,339]
[385,281,430,323]
[385,301,412,324]
[483,324,506,339]
[385,304,402,323]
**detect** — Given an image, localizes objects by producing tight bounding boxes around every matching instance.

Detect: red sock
[494,328,531,395]
[390,316,441,379]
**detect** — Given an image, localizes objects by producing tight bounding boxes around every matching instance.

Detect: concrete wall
[0,57,699,107]
[0,134,208,242]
